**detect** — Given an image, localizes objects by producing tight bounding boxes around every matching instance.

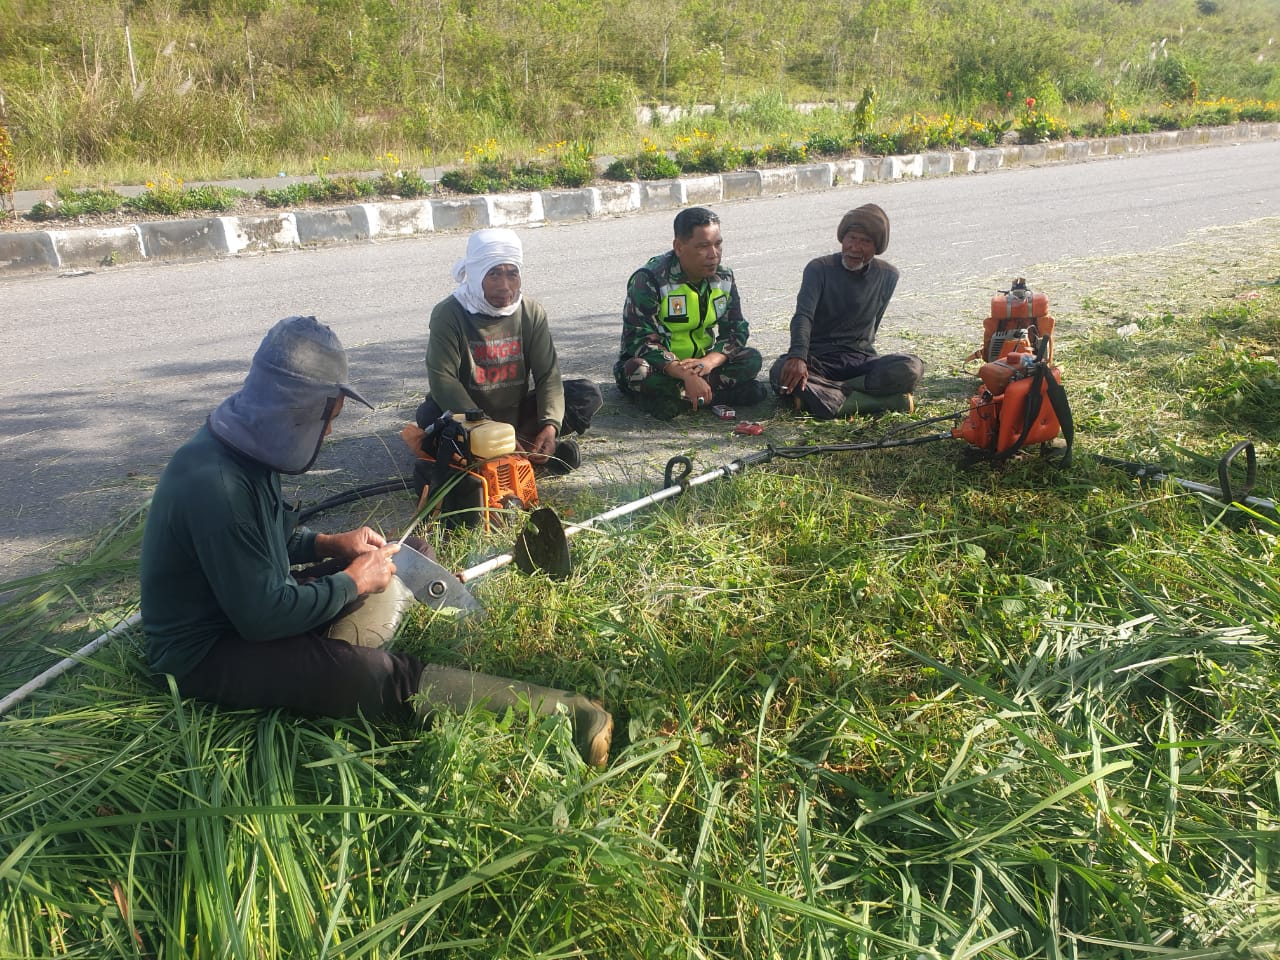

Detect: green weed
[604,139,681,181]
[125,177,245,215]
[375,168,434,198]
[0,266,1277,956]
[4,0,1279,192]
[27,186,127,220]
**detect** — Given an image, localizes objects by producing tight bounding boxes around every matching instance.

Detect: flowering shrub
[441,139,593,193]
[126,172,243,214]
[17,95,1280,221]
[744,141,807,165]
[604,138,680,181]
[804,131,855,156]
[376,168,434,198]
[1017,98,1068,143]
[1185,96,1279,126]
[859,132,907,156]
[27,173,245,219]
[543,141,595,188]
[1087,96,1280,137]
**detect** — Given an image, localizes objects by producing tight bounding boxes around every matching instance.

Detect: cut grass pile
[0,282,1277,957]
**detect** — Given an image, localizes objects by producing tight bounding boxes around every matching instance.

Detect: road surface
[3,139,1279,583]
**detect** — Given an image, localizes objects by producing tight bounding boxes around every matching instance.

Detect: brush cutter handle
[1218,440,1256,505]
[664,456,694,488]
[735,446,778,468]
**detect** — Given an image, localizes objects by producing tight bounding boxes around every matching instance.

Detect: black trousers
[769,350,923,419]
[171,541,438,721]
[176,629,425,722]
[415,379,603,442]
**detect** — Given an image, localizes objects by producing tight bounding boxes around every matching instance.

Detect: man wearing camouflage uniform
[615,207,767,420]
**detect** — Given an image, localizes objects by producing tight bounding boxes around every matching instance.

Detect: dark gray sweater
[785,254,899,360]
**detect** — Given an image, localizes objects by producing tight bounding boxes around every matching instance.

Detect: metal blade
[394,543,484,614]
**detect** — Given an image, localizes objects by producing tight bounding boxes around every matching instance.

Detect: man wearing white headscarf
[416,228,601,474]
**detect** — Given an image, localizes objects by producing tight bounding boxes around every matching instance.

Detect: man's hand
[344,542,401,596]
[671,351,727,375]
[316,527,386,561]
[520,424,558,465]
[665,357,718,409]
[778,357,810,396]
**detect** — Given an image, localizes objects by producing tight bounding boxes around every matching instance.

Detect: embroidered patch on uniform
[668,295,688,317]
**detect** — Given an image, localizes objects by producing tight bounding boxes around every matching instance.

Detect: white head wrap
[451,228,524,317]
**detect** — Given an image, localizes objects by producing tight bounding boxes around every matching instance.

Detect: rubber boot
[838,390,915,416]
[416,666,613,767]
[542,437,580,476]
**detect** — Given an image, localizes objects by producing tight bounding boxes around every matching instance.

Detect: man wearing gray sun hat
[141,316,612,767]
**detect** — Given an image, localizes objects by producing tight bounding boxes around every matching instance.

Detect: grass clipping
[0,232,1278,958]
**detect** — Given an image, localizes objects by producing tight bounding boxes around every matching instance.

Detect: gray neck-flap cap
[208,316,374,474]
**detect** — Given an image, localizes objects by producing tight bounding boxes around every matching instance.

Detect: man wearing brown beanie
[770,203,923,418]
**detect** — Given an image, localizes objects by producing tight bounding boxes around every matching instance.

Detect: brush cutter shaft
[459,458,752,582]
[0,612,142,717]
[466,433,952,582]
[1167,476,1276,510]
[562,460,748,538]
[1096,441,1275,512]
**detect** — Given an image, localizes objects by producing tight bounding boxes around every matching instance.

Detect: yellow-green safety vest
[658,278,731,360]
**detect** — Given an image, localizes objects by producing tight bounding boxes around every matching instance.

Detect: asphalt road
[4,139,1279,584]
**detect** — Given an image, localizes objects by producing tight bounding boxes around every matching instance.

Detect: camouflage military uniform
[614,250,764,420]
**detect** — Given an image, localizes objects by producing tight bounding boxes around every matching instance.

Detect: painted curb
[4,121,1278,279]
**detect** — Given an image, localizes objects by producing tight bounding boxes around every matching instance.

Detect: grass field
[3,0,1279,196]
[0,240,1276,955]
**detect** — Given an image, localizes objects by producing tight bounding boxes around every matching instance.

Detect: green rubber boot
[416,666,613,767]
[838,390,915,416]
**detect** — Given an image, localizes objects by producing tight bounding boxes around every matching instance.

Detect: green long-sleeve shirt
[425,295,566,433]
[140,424,358,679]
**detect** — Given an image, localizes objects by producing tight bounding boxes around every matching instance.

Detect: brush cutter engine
[953,280,1073,464]
[971,276,1056,363]
[401,410,538,530]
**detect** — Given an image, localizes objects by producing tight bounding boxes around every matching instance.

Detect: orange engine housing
[981,280,1055,363]
[401,423,538,530]
[953,362,1065,457]
[418,456,539,530]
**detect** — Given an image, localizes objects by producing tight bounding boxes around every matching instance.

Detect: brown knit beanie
[836,203,890,254]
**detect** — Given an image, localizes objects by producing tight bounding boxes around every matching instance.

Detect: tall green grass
[3,0,1279,189]
[0,289,1277,955]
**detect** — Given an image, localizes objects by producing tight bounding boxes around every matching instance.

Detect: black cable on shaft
[299,477,415,523]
